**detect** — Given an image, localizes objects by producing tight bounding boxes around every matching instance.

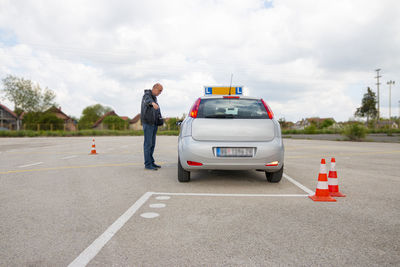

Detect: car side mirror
[176,120,183,126]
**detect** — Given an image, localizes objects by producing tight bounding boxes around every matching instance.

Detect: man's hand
[152,102,159,110]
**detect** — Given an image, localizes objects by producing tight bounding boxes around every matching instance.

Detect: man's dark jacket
[141,89,162,125]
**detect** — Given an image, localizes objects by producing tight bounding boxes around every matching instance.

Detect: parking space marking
[0,162,148,174]
[68,173,313,266]
[152,192,308,197]
[156,196,171,200]
[18,162,43,168]
[68,191,153,267]
[283,173,314,195]
[149,203,166,208]
[60,155,78,160]
[140,212,160,218]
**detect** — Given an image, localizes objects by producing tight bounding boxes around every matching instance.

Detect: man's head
[152,83,163,96]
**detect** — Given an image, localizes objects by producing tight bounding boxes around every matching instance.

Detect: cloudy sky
[0,0,399,122]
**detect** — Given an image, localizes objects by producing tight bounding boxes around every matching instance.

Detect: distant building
[293,117,335,129]
[46,106,77,131]
[92,110,119,130]
[129,114,141,130]
[0,103,19,130]
[378,121,399,129]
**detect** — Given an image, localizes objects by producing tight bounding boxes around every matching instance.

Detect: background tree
[355,87,377,123]
[78,104,112,129]
[102,115,128,130]
[22,112,64,131]
[320,118,335,129]
[278,117,290,129]
[1,75,57,115]
[166,117,178,130]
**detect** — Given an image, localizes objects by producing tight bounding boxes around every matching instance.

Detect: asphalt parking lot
[1,136,399,266]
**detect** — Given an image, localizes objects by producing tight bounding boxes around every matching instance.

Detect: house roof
[0,103,18,119]
[46,106,71,120]
[93,110,118,127]
[130,114,141,124]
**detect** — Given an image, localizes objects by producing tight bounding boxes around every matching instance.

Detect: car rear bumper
[178,136,284,171]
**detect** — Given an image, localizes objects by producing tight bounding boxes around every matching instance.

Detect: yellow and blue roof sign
[204,86,243,95]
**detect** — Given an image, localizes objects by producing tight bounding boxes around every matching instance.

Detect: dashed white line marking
[18,162,43,168]
[68,191,153,267]
[61,155,77,160]
[140,212,160,218]
[149,203,166,208]
[155,196,171,200]
[283,173,314,195]
[68,174,312,266]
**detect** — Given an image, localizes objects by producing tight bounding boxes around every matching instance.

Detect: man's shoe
[153,163,162,168]
[145,166,158,171]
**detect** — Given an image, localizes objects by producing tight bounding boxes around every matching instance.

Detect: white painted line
[152,192,308,197]
[155,196,170,200]
[18,162,43,168]
[140,212,160,218]
[61,155,77,160]
[149,203,166,208]
[68,191,154,267]
[283,173,314,195]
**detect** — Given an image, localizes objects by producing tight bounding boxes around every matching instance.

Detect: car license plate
[215,147,254,157]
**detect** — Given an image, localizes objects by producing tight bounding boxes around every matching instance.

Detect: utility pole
[375,69,382,123]
[397,100,400,126]
[387,80,395,125]
[398,100,400,126]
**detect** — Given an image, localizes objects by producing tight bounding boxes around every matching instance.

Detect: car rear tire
[178,157,190,182]
[265,165,283,183]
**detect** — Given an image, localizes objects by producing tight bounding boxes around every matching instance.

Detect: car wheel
[178,157,190,182]
[265,165,283,183]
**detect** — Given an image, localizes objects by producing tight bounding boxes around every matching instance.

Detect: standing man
[141,83,164,170]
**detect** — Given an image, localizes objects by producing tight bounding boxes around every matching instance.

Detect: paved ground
[0,136,399,266]
[283,133,400,143]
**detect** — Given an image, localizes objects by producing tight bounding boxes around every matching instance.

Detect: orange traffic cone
[309,159,336,202]
[90,138,97,155]
[328,158,346,197]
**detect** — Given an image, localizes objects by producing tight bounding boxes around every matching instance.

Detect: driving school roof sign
[204,86,243,95]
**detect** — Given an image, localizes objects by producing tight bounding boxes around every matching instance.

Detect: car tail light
[189,98,201,118]
[187,161,203,166]
[266,161,279,166]
[261,99,274,119]
[223,96,240,99]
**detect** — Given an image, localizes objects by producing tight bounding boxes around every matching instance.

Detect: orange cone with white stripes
[90,138,97,155]
[309,159,336,202]
[328,158,346,197]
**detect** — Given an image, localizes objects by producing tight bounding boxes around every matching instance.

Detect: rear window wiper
[205,114,235,118]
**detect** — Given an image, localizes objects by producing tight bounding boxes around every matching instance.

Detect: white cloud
[0,0,399,122]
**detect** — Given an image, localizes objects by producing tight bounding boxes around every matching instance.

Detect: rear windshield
[197,98,269,119]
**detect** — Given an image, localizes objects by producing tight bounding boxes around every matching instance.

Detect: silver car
[178,95,284,183]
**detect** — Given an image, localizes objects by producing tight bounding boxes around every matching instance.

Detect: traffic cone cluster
[309,158,345,202]
[328,158,346,197]
[90,138,97,155]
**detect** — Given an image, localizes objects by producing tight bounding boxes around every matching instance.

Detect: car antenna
[229,73,233,95]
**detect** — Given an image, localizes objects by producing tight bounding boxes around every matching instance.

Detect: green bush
[304,125,317,134]
[320,119,335,129]
[102,116,128,130]
[343,123,367,141]
[22,112,64,130]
